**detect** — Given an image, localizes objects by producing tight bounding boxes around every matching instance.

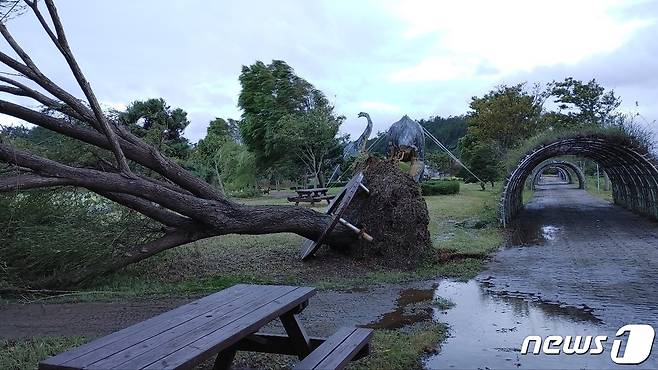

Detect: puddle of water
[366,287,435,329]
[508,221,562,246]
[424,280,657,369]
[540,225,560,241]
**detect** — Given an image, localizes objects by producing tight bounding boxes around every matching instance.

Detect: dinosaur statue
[387,115,425,182]
[328,112,373,183]
[342,112,373,160]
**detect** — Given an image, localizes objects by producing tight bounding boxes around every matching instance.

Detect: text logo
[520,324,655,365]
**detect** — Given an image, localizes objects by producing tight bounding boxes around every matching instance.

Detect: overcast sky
[1,0,657,142]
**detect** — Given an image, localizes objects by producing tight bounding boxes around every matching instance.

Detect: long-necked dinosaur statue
[328,112,373,183]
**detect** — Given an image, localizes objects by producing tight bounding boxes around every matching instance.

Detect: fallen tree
[0,0,363,287]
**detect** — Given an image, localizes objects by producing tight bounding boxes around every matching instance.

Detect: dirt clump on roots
[340,157,432,268]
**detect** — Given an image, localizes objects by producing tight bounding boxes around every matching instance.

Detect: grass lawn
[1,182,503,370]
[427,182,502,257]
[47,182,503,300]
[0,337,86,370]
[586,175,613,202]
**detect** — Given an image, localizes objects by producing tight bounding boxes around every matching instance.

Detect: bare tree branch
[0,172,73,191]
[0,75,87,121]
[97,191,196,229]
[0,99,222,199]
[39,0,132,176]
[0,17,130,176]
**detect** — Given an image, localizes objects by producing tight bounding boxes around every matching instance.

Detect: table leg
[213,344,237,370]
[280,312,312,359]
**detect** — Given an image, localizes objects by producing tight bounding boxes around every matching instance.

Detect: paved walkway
[483,182,658,332]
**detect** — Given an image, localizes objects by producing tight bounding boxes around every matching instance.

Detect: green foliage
[118,98,192,159]
[467,83,545,150]
[2,126,100,167]
[548,77,621,127]
[458,134,504,185]
[505,122,654,172]
[419,115,467,151]
[364,131,388,156]
[0,189,159,287]
[273,108,342,186]
[188,117,238,188]
[238,60,336,169]
[217,141,257,193]
[425,152,453,174]
[0,126,160,288]
[421,180,460,195]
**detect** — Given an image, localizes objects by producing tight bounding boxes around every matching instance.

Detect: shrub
[0,189,160,288]
[421,180,460,195]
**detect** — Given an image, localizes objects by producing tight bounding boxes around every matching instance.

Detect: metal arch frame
[530,160,587,190]
[500,134,658,226]
[536,166,571,184]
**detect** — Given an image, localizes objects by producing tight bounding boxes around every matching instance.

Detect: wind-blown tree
[238,60,337,171]
[0,0,354,287]
[273,108,342,187]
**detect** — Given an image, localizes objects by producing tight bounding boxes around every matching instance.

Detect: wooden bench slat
[315,328,372,370]
[54,285,268,369]
[140,287,315,370]
[39,284,255,369]
[294,327,373,370]
[84,285,298,369]
[294,327,355,368]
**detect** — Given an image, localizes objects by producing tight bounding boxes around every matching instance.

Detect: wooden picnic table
[288,187,335,206]
[295,187,329,197]
[39,284,372,370]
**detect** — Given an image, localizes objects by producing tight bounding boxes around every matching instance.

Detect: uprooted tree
[0,0,360,286]
[0,1,431,287]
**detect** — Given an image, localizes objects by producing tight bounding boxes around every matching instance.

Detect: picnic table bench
[288,187,335,206]
[39,284,372,370]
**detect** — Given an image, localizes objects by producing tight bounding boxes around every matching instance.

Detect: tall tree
[549,77,621,127]
[273,108,342,187]
[0,1,354,286]
[467,83,545,150]
[237,60,335,168]
[458,134,503,188]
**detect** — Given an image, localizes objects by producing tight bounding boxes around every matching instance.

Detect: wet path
[426,183,658,369]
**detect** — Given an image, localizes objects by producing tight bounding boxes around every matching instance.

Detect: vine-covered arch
[500,133,658,226]
[531,160,586,190]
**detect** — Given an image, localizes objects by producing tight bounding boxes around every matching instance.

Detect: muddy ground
[0,281,437,340]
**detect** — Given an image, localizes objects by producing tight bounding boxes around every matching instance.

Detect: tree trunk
[316,164,325,188]
[0,2,424,288]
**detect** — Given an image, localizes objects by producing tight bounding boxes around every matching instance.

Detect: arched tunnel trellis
[500,134,658,226]
[530,160,586,190]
